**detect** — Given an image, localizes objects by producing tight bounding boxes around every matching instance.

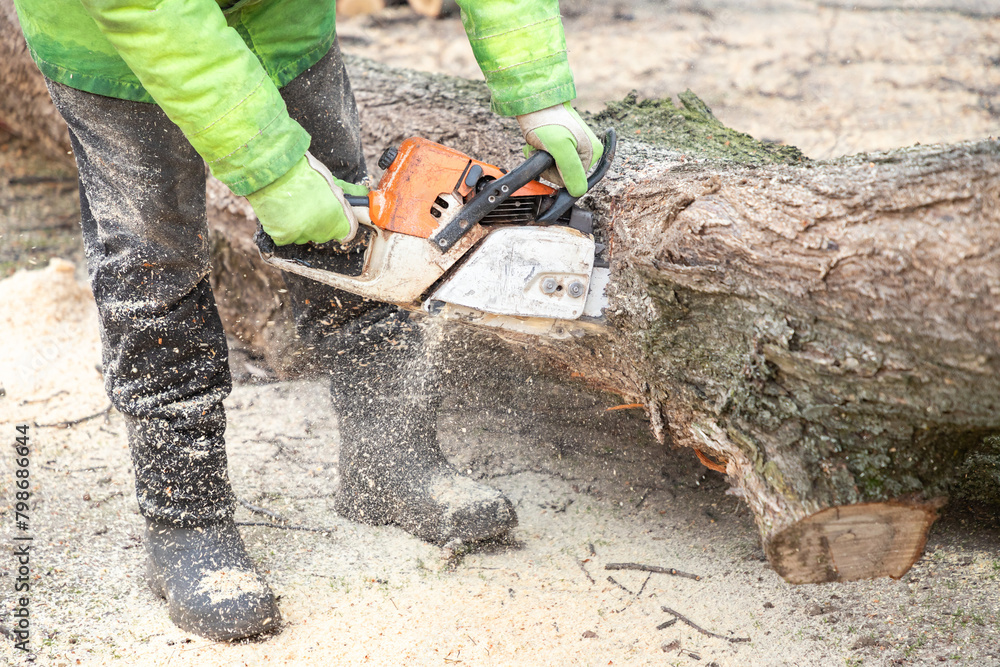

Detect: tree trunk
[600,134,1000,583]
[0,3,72,161]
[4,11,999,582]
[210,59,1000,584]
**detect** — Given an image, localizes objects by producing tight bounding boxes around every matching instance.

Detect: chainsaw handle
[428,130,616,252]
[429,148,558,251]
[345,194,376,229]
[535,127,617,224]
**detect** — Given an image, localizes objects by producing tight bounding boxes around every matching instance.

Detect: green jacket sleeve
[78,0,310,196]
[456,0,577,117]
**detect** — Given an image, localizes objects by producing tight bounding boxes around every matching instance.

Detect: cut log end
[764,502,940,584]
[407,0,458,17]
[338,0,386,17]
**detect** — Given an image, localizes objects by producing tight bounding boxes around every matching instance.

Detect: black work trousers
[47,42,368,526]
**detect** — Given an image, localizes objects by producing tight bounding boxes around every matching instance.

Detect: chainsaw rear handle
[535,127,617,224]
[345,129,617,216]
[428,127,617,252]
[340,128,616,226]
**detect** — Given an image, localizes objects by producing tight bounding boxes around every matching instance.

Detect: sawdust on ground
[1,260,998,666]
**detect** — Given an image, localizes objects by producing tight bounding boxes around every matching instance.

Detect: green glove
[246,152,368,246]
[516,102,603,197]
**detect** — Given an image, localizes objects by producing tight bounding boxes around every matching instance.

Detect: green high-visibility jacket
[13,0,576,196]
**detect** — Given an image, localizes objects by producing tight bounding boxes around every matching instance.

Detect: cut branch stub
[765,502,941,584]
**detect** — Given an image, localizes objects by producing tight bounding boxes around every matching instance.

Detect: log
[221,59,1000,584]
[406,0,459,18]
[4,8,999,582]
[0,3,72,161]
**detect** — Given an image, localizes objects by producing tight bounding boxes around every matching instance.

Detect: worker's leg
[274,38,379,345]
[279,42,518,545]
[326,308,517,545]
[45,80,278,640]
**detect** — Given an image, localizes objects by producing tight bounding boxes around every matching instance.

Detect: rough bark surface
[598,134,1000,583]
[4,18,999,582]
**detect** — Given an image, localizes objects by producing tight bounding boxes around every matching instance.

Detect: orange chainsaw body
[366,137,555,238]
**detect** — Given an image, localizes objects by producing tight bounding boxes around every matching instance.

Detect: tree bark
[601,136,1000,583]
[4,13,999,582]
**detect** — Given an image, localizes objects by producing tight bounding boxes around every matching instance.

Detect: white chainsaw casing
[429,226,595,320]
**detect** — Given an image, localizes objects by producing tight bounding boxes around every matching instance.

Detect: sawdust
[0,258,105,426]
[427,471,490,515]
[196,569,270,605]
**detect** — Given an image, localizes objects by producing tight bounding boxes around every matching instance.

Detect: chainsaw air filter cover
[429,226,595,320]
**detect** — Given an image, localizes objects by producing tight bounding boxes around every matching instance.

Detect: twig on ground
[635,572,652,597]
[34,405,113,429]
[235,521,335,535]
[236,498,335,534]
[607,575,633,595]
[40,465,108,473]
[19,390,68,405]
[606,562,702,581]
[238,497,289,523]
[614,572,654,613]
[661,606,751,643]
[577,559,596,585]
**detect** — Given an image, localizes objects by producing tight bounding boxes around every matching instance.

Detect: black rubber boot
[329,309,517,546]
[144,519,281,641]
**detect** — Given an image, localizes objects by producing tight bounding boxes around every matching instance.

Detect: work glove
[516,102,603,197]
[246,152,368,246]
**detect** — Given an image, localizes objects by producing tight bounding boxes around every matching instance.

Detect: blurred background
[337,0,999,159]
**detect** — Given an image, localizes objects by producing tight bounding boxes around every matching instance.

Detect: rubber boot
[329,308,517,546]
[144,518,281,641]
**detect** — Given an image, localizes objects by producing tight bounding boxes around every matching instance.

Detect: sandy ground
[2,1,1000,666]
[2,261,999,666]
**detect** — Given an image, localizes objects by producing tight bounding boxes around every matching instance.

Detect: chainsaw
[256,129,616,339]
